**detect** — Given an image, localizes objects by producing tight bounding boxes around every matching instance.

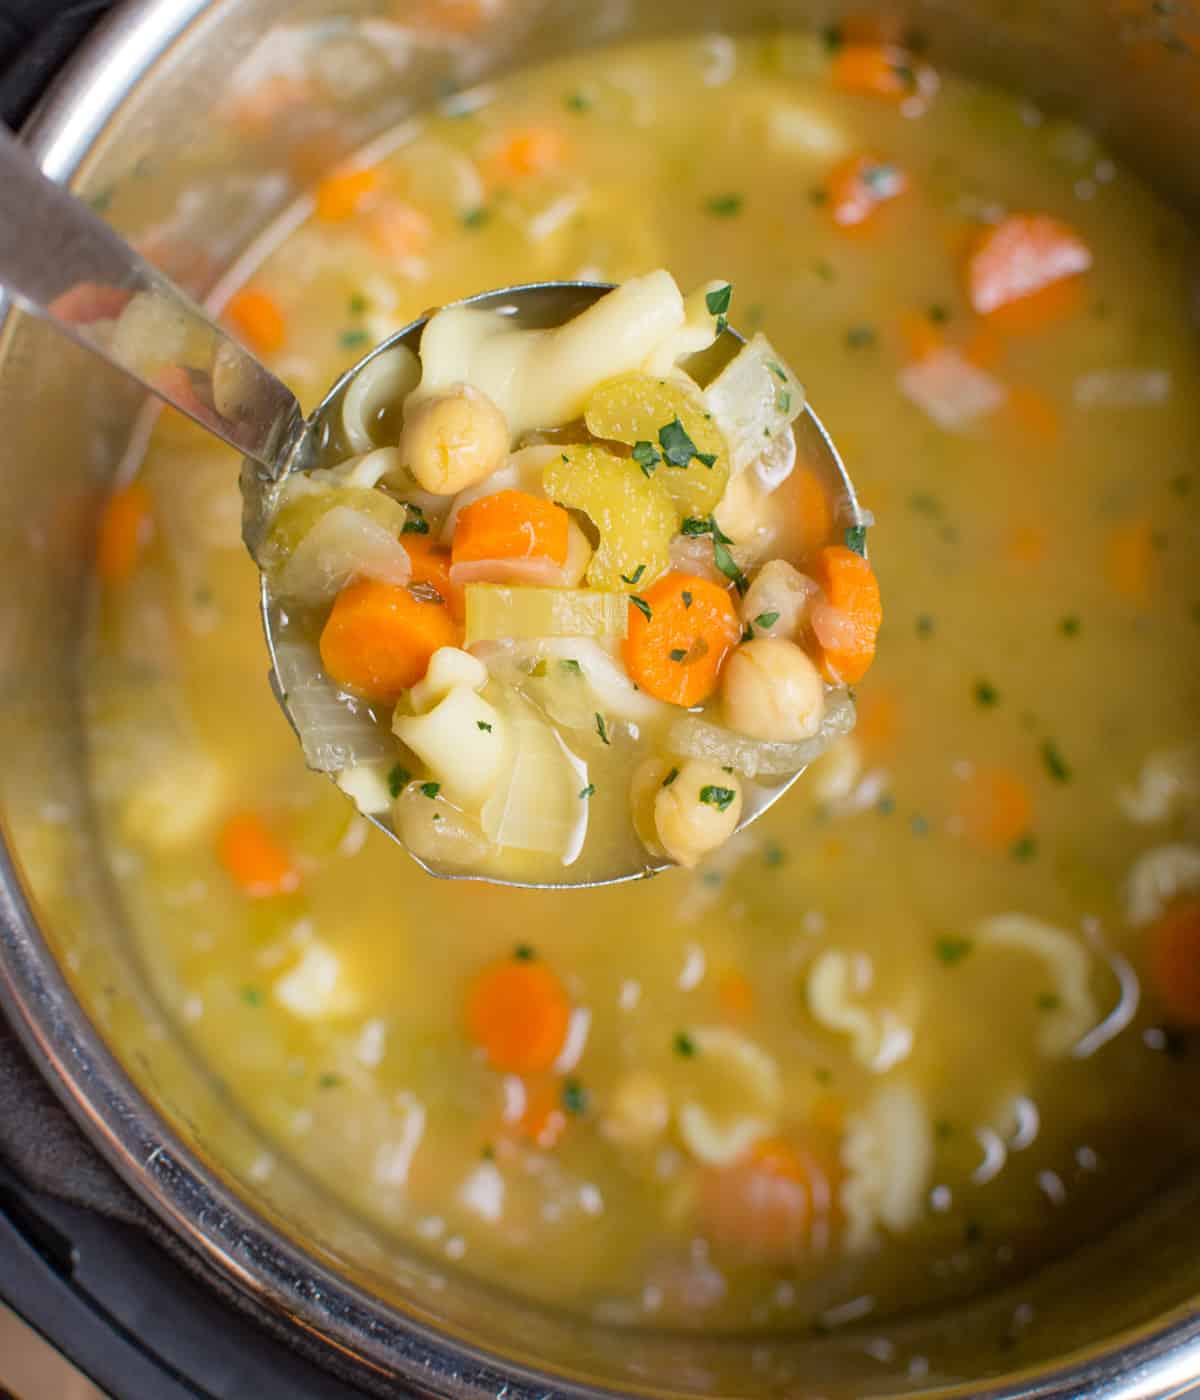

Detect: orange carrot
[365,200,433,260]
[621,573,741,707]
[808,546,883,684]
[515,1078,569,1149]
[1148,899,1200,1026]
[451,491,570,567]
[1105,518,1156,604]
[899,309,944,363]
[225,287,286,354]
[830,43,921,101]
[698,1136,834,1258]
[314,166,379,222]
[1003,384,1061,445]
[717,969,755,1020]
[957,766,1033,850]
[855,687,899,749]
[218,811,300,897]
[963,320,1004,369]
[319,577,460,702]
[827,153,907,229]
[483,126,567,184]
[795,468,835,552]
[404,533,464,620]
[967,214,1092,323]
[410,0,489,35]
[228,76,313,138]
[96,482,154,585]
[464,956,571,1074]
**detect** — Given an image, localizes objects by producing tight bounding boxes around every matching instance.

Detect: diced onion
[702,333,804,475]
[273,642,395,773]
[668,690,856,779]
[464,584,628,646]
[273,505,411,606]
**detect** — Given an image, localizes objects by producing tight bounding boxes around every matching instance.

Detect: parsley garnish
[662,767,680,787]
[461,206,490,229]
[387,764,411,797]
[401,505,430,535]
[974,680,1000,707]
[560,658,582,674]
[630,595,653,622]
[476,720,493,732]
[764,840,785,867]
[1036,991,1061,1011]
[705,193,743,217]
[776,389,792,413]
[632,440,661,476]
[846,324,877,349]
[318,1072,342,1089]
[565,90,592,111]
[674,1031,697,1057]
[767,361,788,382]
[754,611,780,629]
[740,625,754,643]
[706,283,732,333]
[699,784,736,812]
[1041,740,1072,783]
[595,713,610,745]
[240,985,264,1007]
[1060,615,1081,637]
[928,303,949,324]
[681,590,693,608]
[713,539,748,594]
[659,418,716,469]
[916,613,935,638]
[620,564,646,585]
[562,1079,588,1115]
[1011,834,1037,862]
[514,944,535,960]
[935,936,973,966]
[579,783,596,800]
[339,328,369,349]
[348,292,368,315]
[844,524,868,555]
[419,781,441,799]
[669,648,687,662]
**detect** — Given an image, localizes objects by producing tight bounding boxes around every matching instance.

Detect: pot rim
[2,2,1199,1397]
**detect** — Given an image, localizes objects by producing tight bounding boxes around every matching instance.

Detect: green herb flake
[595,712,610,745]
[348,292,368,315]
[822,22,844,50]
[579,783,596,800]
[620,563,647,586]
[916,613,935,638]
[935,1119,954,1141]
[240,985,264,1008]
[776,388,792,413]
[562,1079,588,1115]
[659,417,715,469]
[420,781,441,799]
[911,813,930,836]
[387,764,411,798]
[713,539,748,594]
[699,784,736,812]
[1041,740,1072,783]
[754,611,780,630]
[339,328,369,350]
[964,1220,984,1245]
[514,944,535,960]
[705,193,743,217]
[705,284,732,317]
[630,595,653,622]
[813,258,836,283]
[669,648,688,663]
[317,1072,343,1089]
[877,794,896,815]
[681,590,693,608]
[764,840,786,867]
[844,524,868,556]
[767,361,788,383]
[928,303,950,324]
[935,936,973,967]
[662,767,680,788]
[461,206,490,229]
[846,324,877,350]
[565,90,592,112]
[1011,833,1037,862]
[1170,473,1192,496]
[974,679,1000,707]
[560,658,583,675]
[401,510,431,535]
[1036,991,1062,1012]
[528,658,548,678]
[814,1066,833,1086]
[476,720,493,732]
[1059,615,1081,637]
[632,440,661,476]
[674,1031,697,1057]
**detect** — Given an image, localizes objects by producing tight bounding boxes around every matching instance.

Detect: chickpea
[629,757,671,859]
[654,759,743,868]
[400,384,509,495]
[713,471,779,563]
[721,637,825,743]
[602,1069,671,1146]
[740,560,817,641]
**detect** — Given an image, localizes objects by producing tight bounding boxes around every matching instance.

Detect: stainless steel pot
[1,1,1198,1396]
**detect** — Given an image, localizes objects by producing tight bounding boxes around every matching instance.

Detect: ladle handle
[0,125,302,469]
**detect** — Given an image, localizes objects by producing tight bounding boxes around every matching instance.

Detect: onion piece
[449,556,568,588]
[273,505,411,606]
[273,642,395,772]
[668,690,856,779]
[702,333,804,475]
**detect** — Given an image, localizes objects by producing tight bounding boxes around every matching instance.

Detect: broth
[84,32,1200,1333]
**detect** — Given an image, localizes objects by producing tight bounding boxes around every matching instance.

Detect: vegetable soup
[85,31,1200,1334]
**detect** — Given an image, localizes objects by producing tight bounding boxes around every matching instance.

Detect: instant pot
[2,0,1200,1396]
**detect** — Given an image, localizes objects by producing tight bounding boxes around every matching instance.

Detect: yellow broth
[84,33,1200,1332]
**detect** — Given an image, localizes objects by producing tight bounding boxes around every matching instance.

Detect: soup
[84,30,1200,1335]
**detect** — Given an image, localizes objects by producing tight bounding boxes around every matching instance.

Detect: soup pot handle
[0,0,117,129]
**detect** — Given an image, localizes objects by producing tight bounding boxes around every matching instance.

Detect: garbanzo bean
[654,758,743,867]
[721,637,825,743]
[400,385,509,495]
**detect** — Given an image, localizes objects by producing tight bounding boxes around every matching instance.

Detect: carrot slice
[365,199,433,260]
[218,811,300,897]
[451,491,569,567]
[483,126,567,183]
[795,468,835,552]
[717,969,755,1020]
[96,482,154,585]
[827,153,907,229]
[1003,523,1048,565]
[899,310,944,364]
[464,957,571,1073]
[830,43,919,100]
[515,1078,569,1148]
[855,687,899,749]
[967,214,1092,322]
[1003,384,1061,445]
[957,766,1033,850]
[404,533,464,620]
[314,166,379,222]
[225,287,286,354]
[319,578,460,702]
[1105,518,1155,604]
[621,573,741,707]
[1148,899,1200,1026]
[698,1136,834,1259]
[808,546,883,684]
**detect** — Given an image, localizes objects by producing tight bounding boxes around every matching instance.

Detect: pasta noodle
[805,949,915,1072]
[840,1081,933,1253]
[1119,745,1200,824]
[675,1027,782,1167]
[1125,843,1200,926]
[974,914,1097,1057]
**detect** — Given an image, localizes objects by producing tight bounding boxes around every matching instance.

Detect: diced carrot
[963,321,1004,369]
[899,309,944,364]
[967,214,1092,323]
[698,1136,834,1259]
[228,76,313,138]
[1147,899,1200,1026]
[409,0,489,34]
[795,467,834,552]
[717,969,755,1020]
[96,483,154,585]
[365,199,434,261]
[515,1078,569,1149]
[48,281,132,325]
[956,766,1033,850]
[986,275,1086,334]
[827,153,907,229]
[1004,523,1048,565]
[225,287,286,355]
[621,573,741,707]
[451,491,570,567]
[1003,384,1061,445]
[808,546,883,684]
[218,811,300,897]
[319,578,460,702]
[464,956,571,1074]
[1105,518,1156,604]
[830,43,920,101]
[483,126,568,184]
[856,687,898,749]
[314,165,380,222]
[404,533,464,620]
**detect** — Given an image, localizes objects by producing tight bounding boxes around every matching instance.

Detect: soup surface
[85,31,1200,1334]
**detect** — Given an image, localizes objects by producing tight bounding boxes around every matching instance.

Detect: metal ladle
[0,127,864,891]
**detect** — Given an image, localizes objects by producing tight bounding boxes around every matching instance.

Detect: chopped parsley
[681,514,733,542]
[740,625,754,643]
[240,985,264,1008]
[674,1031,697,1057]
[1041,740,1072,783]
[514,944,535,960]
[662,766,680,787]
[461,206,490,229]
[911,813,930,836]
[846,324,878,349]
[565,90,592,111]
[706,283,732,316]
[659,418,716,469]
[339,327,369,349]
[767,361,788,383]
[934,936,973,966]
[620,563,647,585]
[1036,991,1062,1012]
[705,193,743,217]
[812,258,836,283]
[935,1119,954,1141]
[348,291,368,315]
[579,783,596,800]
[764,840,786,867]
[776,388,792,413]
[317,1072,343,1089]
[821,22,844,50]
[877,794,896,815]
[1011,833,1038,862]
[476,720,493,732]
[754,611,780,630]
[928,303,950,324]
[632,439,661,475]
[1059,615,1081,637]
[681,590,693,608]
[401,505,430,535]
[629,595,653,622]
[713,538,748,593]
[560,658,583,674]
[669,648,688,662]
[562,1079,588,1115]
[595,712,610,745]
[527,658,548,678]
[974,679,1000,707]
[419,781,441,799]
[699,784,736,812]
[1170,473,1192,496]
[915,613,935,638]
[844,524,868,556]
[387,764,411,798]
